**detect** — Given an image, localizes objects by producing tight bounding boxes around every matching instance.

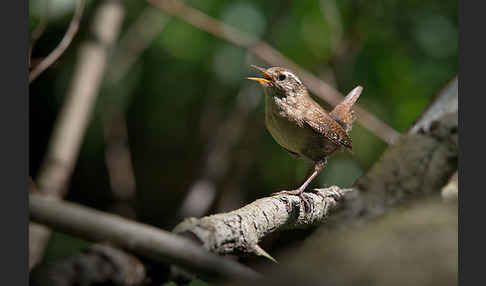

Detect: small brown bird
[248,65,362,210]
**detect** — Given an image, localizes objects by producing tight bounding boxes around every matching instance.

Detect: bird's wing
[303,102,353,150]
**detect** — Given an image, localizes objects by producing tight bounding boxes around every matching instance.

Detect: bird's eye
[278,73,286,81]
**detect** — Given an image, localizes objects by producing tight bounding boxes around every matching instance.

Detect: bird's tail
[330,86,362,133]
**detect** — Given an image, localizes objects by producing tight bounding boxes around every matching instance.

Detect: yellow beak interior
[248,65,273,85]
[247,77,271,84]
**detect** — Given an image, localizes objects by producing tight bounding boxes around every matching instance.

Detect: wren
[248,65,362,210]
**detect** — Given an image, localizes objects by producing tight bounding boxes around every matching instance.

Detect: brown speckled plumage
[248,66,362,210]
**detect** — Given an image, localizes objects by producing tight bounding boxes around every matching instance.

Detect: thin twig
[29,193,261,281]
[29,0,126,270]
[29,0,85,83]
[30,0,49,43]
[102,112,138,216]
[147,0,400,144]
[29,0,50,69]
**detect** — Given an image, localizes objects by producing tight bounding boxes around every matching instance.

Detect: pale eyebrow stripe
[286,72,302,84]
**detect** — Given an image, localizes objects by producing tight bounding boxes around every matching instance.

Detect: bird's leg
[272,159,327,211]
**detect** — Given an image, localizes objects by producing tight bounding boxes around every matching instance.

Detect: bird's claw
[272,189,311,212]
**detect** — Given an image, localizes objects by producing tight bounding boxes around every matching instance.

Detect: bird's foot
[272,189,310,212]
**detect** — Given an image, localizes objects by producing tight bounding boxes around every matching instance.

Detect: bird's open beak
[247,65,272,84]
[247,77,271,84]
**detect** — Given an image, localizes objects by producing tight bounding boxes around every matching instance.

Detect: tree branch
[146,0,400,144]
[175,187,351,259]
[240,196,457,286]
[29,0,125,269]
[29,0,85,83]
[29,0,50,69]
[442,170,458,202]
[29,194,260,282]
[410,76,458,134]
[172,77,458,258]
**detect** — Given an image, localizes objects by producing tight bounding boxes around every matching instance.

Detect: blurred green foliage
[29,0,456,263]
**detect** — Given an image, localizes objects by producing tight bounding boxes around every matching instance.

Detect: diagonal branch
[29,0,125,270]
[29,0,85,83]
[175,187,351,260]
[146,0,400,144]
[29,194,260,281]
[104,7,169,87]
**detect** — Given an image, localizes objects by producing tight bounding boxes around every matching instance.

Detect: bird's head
[248,66,306,98]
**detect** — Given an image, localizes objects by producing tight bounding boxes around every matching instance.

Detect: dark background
[29,0,457,262]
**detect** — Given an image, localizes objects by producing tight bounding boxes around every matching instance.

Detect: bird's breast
[265,96,337,161]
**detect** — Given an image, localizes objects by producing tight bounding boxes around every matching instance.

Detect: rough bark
[29,194,260,281]
[442,170,458,202]
[233,196,457,286]
[174,187,351,259]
